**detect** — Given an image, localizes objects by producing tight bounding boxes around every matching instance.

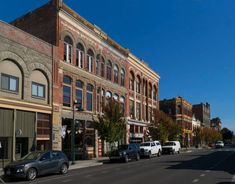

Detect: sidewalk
[69,157,109,170]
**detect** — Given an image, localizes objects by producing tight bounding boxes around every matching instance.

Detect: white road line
[205,170,211,173]
[200,174,205,177]
[192,179,199,183]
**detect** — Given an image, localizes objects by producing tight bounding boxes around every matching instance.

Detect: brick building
[160,97,193,146]
[210,117,222,132]
[0,21,53,165]
[192,103,211,128]
[10,0,160,158]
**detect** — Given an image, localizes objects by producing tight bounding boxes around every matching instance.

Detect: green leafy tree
[94,98,126,144]
[148,109,182,143]
[221,127,233,141]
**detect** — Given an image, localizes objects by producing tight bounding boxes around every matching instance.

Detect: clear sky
[0,0,234,131]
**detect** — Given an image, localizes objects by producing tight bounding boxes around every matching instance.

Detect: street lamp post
[71,100,78,165]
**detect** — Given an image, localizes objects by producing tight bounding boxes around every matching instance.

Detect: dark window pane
[86,92,93,111]
[63,86,71,107]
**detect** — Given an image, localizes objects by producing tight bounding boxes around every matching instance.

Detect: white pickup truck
[139,141,162,158]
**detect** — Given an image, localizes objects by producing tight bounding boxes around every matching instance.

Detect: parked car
[109,144,140,163]
[4,150,69,181]
[162,141,181,154]
[140,141,162,158]
[215,141,224,148]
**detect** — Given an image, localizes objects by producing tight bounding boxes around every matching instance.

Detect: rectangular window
[1,73,19,92]
[136,102,141,120]
[37,113,50,139]
[130,100,134,119]
[32,82,45,98]
[130,125,134,133]
[76,89,83,109]
[63,86,71,107]
[86,92,93,111]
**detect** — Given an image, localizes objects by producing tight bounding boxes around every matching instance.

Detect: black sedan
[4,150,69,181]
[109,144,140,163]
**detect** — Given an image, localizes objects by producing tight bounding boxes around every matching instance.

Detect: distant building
[192,103,211,128]
[210,117,222,132]
[160,96,193,146]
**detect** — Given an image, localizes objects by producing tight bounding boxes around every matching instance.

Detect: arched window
[76,80,83,109]
[129,71,135,91]
[64,36,73,63]
[148,83,152,99]
[106,91,112,99]
[100,57,105,77]
[114,64,119,84]
[120,96,125,114]
[63,76,72,107]
[113,93,119,101]
[136,75,141,94]
[87,49,94,73]
[120,69,125,86]
[76,43,84,68]
[31,70,48,101]
[106,60,112,81]
[86,84,93,111]
[96,55,101,76]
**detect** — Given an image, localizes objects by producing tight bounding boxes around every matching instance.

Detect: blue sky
[0,0,234,131]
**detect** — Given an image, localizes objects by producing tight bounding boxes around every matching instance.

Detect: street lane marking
[192,179,199,183]
[200,174,205,177]
[205,170,211,173]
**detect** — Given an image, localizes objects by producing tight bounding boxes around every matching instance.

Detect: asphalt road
[5,146,235,184]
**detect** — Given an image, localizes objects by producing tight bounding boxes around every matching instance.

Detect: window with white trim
[76,43,84,68]
[64,36,73,63]
[87,49,94,73]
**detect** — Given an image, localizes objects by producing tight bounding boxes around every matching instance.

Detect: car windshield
[140,143,151,147]
[216,141,223,144]
[118,145,129,150]
[21,152,43,161]
[164,142,174,146]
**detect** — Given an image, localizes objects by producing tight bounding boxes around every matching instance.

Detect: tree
[148,109,182,143]
[94,98,126,145]
[221,127,233,141]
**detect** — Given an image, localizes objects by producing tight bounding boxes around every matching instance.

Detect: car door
[151,142,157,154]
[51,151,61,172]
[38,151,54,175]
[128,144,135,159]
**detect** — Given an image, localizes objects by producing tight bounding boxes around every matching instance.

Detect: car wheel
[157,150,161,157]
[60,163,68,174]
[124,155,129,163]
[172,150,175,154]
[136,153,140,161]
[148,151,152,159]
[26,168,37,181]
[178,149,180,154]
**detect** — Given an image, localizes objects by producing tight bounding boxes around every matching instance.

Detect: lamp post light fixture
[71,100,78,165]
